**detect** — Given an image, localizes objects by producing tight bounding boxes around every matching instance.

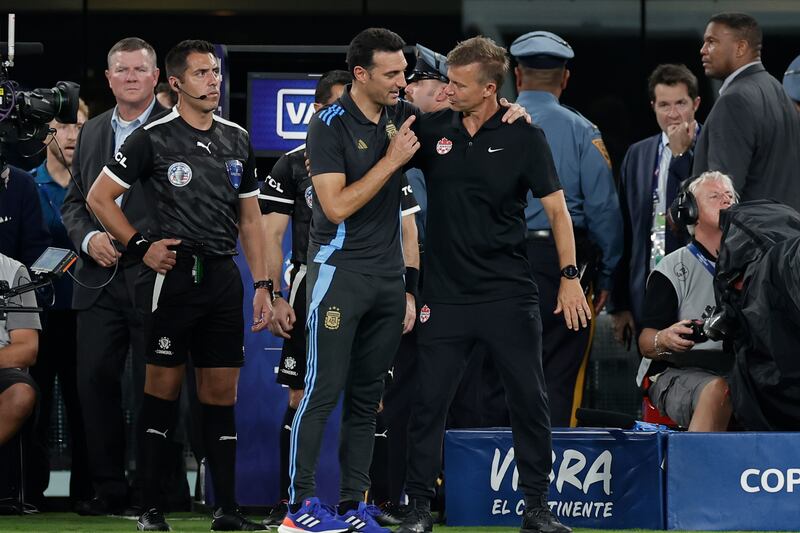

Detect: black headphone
[668,176,700,228]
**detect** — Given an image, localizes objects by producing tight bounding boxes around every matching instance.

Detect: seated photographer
[637,171,736,431]
[0,252,40,445]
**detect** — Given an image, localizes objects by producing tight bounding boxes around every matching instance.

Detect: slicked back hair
[165,39,216,81]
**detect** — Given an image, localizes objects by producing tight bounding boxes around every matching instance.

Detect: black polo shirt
[306,85,421,276]
[104,109,258,256]
[411,107,561,304]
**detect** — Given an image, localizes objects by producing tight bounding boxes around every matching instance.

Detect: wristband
[253,279,274,297]
[405,267,420,300]
[272,290,284,302]
[126,232,151,258]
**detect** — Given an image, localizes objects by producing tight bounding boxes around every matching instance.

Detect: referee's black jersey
[306,85,421,277]
[258,144,312,266]
[411,108,561,304]
[103,109,259,256]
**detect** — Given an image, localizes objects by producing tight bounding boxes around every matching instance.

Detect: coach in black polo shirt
[283,28,422,532]
[87,40,268,532]
[397,37,589,533]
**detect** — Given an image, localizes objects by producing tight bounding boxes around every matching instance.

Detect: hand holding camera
[679,319,709,343]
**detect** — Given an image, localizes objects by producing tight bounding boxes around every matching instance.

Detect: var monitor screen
[248,72,322,157]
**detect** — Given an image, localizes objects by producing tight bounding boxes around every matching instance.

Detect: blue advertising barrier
[445,428,666,529]
[667,432,800,530]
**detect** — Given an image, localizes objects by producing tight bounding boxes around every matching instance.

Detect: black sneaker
[366,501,405,527]
[75,496,125,516]
[520,501,571,533]
[211,507,270,531]
[137,508,171,531]
[262,501,288,527]
[395,504,432,533]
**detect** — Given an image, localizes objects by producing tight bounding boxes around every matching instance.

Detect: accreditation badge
[225,159,243,189]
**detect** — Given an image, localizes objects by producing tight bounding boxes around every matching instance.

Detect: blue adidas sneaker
[278,498,352,533]
[338,503,391,533]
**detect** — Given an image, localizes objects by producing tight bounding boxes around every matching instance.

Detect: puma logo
[219,434,238,441]
[146,428,168,439]
[197,141,212,154]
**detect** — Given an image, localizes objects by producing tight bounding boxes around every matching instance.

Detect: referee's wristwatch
[560,265,580,280]
[253,279,274,295]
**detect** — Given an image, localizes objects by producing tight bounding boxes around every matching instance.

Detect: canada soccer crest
[436,138,453,155]
[419,304,431,323]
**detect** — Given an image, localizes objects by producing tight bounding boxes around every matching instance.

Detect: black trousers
[405,294,552,504]
[380,328,508,505]
[527,238,592,427]
[26,309,92,505]
[289,263,405,503]
[76,271,145,504]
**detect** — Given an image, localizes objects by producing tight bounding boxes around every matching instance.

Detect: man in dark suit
[609,64,699,341]
[61,37,165,515]
[693,12,800,211]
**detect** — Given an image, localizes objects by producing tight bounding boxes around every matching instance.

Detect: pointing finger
[399,115,416,132]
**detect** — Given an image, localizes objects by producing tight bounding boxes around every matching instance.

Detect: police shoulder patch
[591,138,612,169]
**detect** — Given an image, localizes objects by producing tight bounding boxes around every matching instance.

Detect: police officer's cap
[407,43,449,83]
[783,53,800,103]
[510,31,574,69]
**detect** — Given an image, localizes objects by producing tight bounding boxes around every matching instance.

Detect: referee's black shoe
[137,508,170,531]
[211,507,270,531]
[370,501,406,526]
[520,498,571,533]
[395,499,433,533]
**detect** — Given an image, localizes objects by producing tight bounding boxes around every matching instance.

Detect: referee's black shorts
[135,253,244,368]
[277,264,308,390]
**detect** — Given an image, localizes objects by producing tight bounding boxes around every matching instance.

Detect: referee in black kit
[397,36,587,533]
[87,40,268,532]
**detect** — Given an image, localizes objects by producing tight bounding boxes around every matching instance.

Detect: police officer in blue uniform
[511,31,623,427]
[784,53,800,111]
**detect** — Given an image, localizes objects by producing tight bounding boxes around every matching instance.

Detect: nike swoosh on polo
[487,147,504,153]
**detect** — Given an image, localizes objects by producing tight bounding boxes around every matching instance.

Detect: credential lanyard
[687,242,716,276]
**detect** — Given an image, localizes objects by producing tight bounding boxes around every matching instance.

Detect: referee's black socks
[201,403,237,511]
[139,393,180,510]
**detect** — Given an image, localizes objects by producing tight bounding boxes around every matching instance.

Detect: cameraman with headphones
[637,171,736,431]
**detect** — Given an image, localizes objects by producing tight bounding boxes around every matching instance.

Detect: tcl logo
[114,151,128,168]
[740,468,800,493]
[267,176,284,193]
